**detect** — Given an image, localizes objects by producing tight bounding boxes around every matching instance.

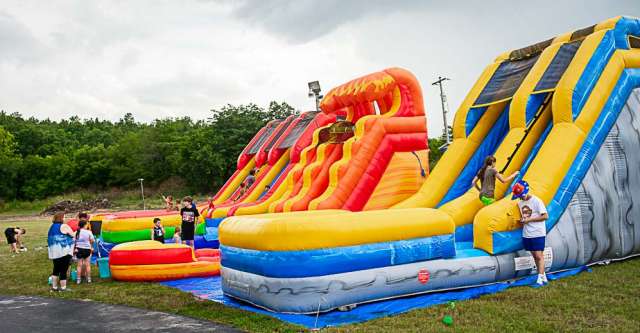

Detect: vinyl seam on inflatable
[220,234,455,278]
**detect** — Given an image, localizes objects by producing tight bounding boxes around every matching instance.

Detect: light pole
[432,76,451,144]
[138,178,145,210]
[308,81,322,111]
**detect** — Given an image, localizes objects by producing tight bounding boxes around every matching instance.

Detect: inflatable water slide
[206,111,337,218]
[213,68,430,219]
[219,16,640,313]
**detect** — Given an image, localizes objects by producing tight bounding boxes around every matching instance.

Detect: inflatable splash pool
[109,241,220,282]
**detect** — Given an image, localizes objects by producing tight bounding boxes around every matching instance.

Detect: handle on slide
[411,151,427,177]
[500,93,553,174]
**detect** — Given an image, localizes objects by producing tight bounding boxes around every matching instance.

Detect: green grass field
[1,217,639,332]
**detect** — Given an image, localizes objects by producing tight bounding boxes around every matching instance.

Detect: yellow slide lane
[212,151,290,218]
[437,37,568,228]
[474,22,640,253]
[213,158,255,205]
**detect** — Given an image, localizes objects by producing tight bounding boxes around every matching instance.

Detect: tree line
[0,101,446,203]
[0,102,297,201]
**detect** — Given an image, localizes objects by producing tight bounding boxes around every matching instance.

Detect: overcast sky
[0,1,638,136]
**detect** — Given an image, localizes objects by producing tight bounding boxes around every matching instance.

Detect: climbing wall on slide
[548,88,640,268]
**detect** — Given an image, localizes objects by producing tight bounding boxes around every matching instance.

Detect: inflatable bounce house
[218,16,640,313]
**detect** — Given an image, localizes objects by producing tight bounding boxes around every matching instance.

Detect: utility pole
[432,76,451,144]
[138,178,146,210]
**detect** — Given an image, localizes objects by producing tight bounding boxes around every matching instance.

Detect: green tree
[428,137,446,170]
[0,126,20,199]
[0,102,300,201]
[0,125,16,156]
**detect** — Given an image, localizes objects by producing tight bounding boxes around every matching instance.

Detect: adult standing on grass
[74,215,95,284]
[180,196,199,248]
[47,212,75,292]
[4,227,26,254]
[511,180,549,286]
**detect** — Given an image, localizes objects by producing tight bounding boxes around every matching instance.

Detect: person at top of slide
[473,155,519,206]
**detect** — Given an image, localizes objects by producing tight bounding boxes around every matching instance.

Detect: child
[4,227,26,253]
[473,155,519,205]
[231,183,246,202]
[162,195,174,211]
[180,196,199,248]
[74,217,95,284]
[245,168,257,188]
[151,218,165,243]
[173,226,182,244]
[511,180,549,286]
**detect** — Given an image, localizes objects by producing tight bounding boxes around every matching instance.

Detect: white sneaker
[536,275,545,286]
[542,274,548,284]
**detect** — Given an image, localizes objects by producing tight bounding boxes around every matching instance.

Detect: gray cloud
[228,0,428,44]
[0,11,48,64]
[0,0,638,137]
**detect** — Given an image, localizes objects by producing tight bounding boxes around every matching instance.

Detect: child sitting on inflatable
[172,226,181,244]
[512,180,549,286]
[151,218,165,243]
[473,155,519,205]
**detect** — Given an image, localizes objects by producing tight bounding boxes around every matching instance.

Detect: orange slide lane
[283,143,344,212]
[311,116,427,211]
[268,147,319,213]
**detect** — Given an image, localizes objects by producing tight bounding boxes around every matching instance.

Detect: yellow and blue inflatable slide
[219,16,640,313]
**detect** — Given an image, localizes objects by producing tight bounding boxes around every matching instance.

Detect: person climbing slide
[473,156,519,205]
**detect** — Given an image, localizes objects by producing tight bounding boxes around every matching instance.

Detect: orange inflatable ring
[109,241,195,266]
[110,261,220,282]
[196,256,219,262]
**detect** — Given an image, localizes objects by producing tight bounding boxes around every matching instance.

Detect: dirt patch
[40,198,111,216]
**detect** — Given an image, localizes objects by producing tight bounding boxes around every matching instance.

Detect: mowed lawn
[1,217,639,333]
